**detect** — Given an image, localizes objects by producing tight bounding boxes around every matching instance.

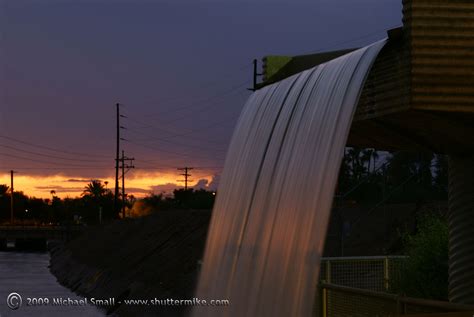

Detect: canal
[0,251,104,316]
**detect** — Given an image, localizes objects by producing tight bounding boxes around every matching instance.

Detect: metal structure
[259,0,474,306]
[319,256,407,293]
[447,155,474,304]
[119,150,135,218]
[177,167,193,191]
[314,256,474,316]
[318,283,474,317]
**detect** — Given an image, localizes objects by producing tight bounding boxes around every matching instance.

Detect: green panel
[263,55,292,81]
[260,49,357,89]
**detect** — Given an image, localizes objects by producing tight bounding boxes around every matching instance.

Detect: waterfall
[194,39,386,317]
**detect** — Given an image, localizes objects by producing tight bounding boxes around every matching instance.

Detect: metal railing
[319,256,407,293]
[318,283,474,317]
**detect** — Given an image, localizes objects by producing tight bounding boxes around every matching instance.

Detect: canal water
[0,251,104,317]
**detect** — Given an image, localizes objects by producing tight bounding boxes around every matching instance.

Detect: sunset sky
[0,0,401,199]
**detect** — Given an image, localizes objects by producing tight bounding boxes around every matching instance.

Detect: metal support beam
[448,155,474,305]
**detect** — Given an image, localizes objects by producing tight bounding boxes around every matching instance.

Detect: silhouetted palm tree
[82,180,106,200]
[361,148,380,174]
[362,149,373,175]
[347,148,365,180]
[371,150,380,173]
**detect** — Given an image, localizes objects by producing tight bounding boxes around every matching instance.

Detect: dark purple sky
[0,0,401,197]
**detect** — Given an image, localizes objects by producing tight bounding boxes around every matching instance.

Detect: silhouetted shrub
[395,214,448,300]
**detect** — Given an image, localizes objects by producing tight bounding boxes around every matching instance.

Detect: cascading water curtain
[194,39,386,317]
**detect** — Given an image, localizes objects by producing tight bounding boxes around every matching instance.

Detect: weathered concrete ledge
[49,210,211,316]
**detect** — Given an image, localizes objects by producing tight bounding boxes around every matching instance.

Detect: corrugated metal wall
[350,0,474,153]
[354,33,411,121]
[448,155,474,305]
[404,0,474,113]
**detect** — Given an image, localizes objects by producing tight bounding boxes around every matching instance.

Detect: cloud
[35,185,84,192]
[149,183,180,194]
[66,178,98,183]
[191,174,220,191]
[125,187,152,194]
[208,174,220,191]
[193,179,209,190]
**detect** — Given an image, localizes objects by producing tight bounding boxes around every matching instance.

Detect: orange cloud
[0,169,218,199]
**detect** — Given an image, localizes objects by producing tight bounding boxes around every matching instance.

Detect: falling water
[194,40,386,317]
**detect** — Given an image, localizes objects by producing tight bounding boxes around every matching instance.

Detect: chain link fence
[314,256,474,316]
[319,256,407,293]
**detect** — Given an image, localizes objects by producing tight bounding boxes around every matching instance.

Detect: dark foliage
[0,181,216,225]
[142,189,215,211]
[0,180,117,225]
[337,148,447,205]
[393,214,449,300]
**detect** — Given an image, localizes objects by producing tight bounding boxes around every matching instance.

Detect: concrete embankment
[49,210,211,317]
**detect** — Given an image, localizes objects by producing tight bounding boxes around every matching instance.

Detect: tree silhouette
[362,149,373,175]
[82,180,106,200]
[0,184,9,197]
[361,148,380,174]
[370,150,380,173]
[433,154,448,198]
[347,147,369,181]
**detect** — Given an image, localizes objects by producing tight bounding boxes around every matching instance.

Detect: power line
[155,115,238,141]
[192,166,224,170]
[0,144,109,163]
[123,91,247,145]
[125,128,227,153]
[133,62,252,107]
[124,139,225,161]
[0,167,111,170]
[0,135,110,159]
[132,159,184,169]
[124,113,239,146]
[0,152,111,168]
[299,24,401,56]
[162,81,250,124]
[123,79,250,123]
[134,165,223,170]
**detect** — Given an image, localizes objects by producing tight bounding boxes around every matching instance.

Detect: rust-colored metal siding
[354,32,411,121]
[349,1,474,153]
[403,0,474,113]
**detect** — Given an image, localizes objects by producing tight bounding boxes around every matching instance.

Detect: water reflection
[0,251,103,317]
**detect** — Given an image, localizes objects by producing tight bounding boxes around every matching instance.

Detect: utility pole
[114,103,120,217]
[119,150,135,218]
[121,150,125,218]
[177,167,193,190]
[248,59,262,92]
[10,170,16,225]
